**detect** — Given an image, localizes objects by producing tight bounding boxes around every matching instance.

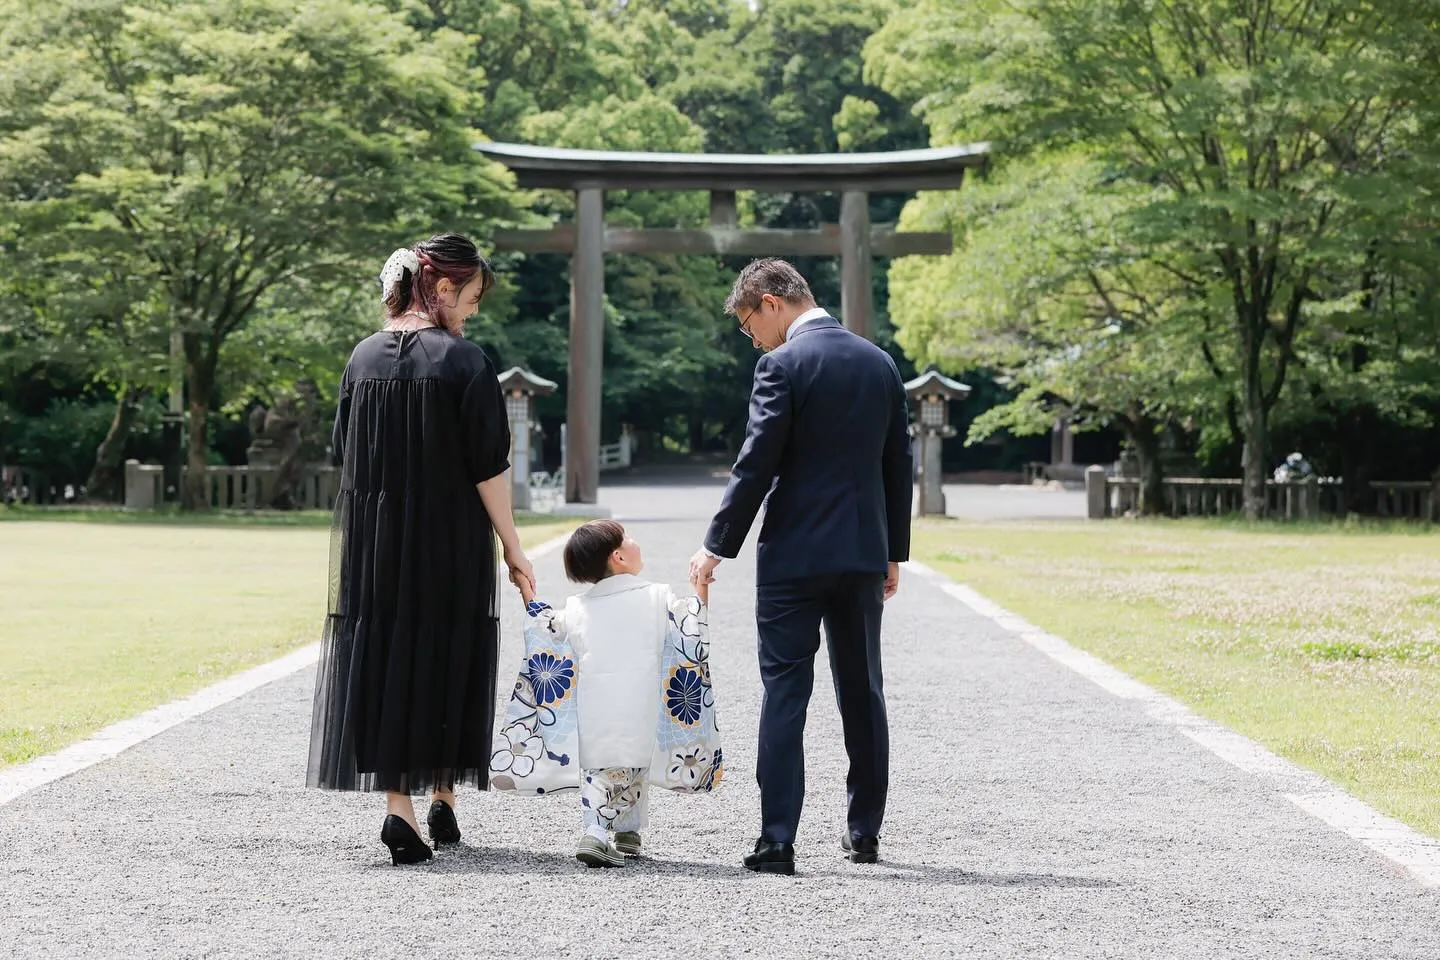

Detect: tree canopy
[3,0,1437,513]
[867,0,1440,514]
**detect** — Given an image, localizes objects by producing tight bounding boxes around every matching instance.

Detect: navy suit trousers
[755,571,889,844]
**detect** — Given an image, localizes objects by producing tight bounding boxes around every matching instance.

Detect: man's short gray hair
[723,258,815,316]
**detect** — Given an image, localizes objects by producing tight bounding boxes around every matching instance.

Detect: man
[689,258,913,876]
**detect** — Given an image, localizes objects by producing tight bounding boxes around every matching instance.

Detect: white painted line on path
[0,530,573,808]
[905,559,1440,888]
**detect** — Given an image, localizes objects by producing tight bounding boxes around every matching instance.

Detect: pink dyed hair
[382,233,495,331]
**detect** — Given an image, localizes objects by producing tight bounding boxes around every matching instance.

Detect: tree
[407,0,652,140]
[23,239,169,499]
[0,15,171,498]
[869,0,1440,516]
[890,151,1217,510]
[411,0,941,459]
[10,0,516,507]
[3,0,958,487]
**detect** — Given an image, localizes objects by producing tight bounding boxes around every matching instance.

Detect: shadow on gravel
[402,844,749,878]
[804,862,1120,889]
[361,845,1114,889]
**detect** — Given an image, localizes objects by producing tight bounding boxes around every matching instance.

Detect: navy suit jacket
[703,315,913,585]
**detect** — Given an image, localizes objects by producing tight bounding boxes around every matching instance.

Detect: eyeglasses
[738,304,760,337]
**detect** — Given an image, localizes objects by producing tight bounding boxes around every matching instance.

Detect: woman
[307,233,536,865]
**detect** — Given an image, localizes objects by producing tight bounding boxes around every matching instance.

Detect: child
[490,520,722,867]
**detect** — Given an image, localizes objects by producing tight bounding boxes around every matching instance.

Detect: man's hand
[689,549,721,590]
[883,562,900,602]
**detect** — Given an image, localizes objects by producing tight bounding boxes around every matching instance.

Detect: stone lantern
[904,369,971,516]
[496,367,558,510]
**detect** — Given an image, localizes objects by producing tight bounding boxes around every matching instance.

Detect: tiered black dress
[307,328,510,794]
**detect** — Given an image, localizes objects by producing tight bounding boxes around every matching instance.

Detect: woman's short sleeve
[461,364,511,485]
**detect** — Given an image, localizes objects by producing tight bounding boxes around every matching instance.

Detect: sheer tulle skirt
[307,453,501,793]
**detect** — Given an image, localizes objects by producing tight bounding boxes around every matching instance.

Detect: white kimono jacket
[490,575,723,795]
[569,574,671,767]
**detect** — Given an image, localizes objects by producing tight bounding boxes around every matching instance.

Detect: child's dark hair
[563,520,626,584]
[382,233,496,325]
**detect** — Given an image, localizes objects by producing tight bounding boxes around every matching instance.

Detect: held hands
[688,549,718,605]
[505,545,536,604]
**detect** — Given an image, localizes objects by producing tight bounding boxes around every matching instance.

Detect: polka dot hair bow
[378,247,420,295]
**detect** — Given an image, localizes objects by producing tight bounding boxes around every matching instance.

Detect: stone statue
[247,404,268,448]
[246,379,324,509]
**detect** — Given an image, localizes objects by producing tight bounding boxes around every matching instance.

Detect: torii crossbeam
[475,141,991,505]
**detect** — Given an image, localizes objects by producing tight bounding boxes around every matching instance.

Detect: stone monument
[246,379,322,509]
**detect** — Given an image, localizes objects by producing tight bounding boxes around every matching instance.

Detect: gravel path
[3,482,1438,959]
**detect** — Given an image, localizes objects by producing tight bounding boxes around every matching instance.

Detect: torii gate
[474,141,990,505]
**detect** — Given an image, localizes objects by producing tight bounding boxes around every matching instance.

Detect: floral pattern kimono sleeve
[647,591,724,793]
[489,600,581,794]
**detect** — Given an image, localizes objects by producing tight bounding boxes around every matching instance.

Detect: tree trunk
[688,411,704,454]
[85,384,147,501]
[1239,325,1270,520]
[182,343,217,511]
[1138,438,1165,517]
[1334,406,1373,516]
[1125,417,1165,516]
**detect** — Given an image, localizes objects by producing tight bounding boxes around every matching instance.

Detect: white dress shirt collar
[784,306,832,342]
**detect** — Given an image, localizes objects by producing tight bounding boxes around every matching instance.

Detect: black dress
[307,328,510,794]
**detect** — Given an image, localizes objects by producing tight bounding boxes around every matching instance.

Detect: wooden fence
[123,460,340,511]
[558,423,633,474]
[1,467,72,505]
[1086,468,1438,522]
[598,436,633,471]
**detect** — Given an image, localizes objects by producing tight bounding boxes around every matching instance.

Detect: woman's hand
[505,546,536,602]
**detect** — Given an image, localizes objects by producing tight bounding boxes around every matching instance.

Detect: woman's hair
[383,233,496,329]
[563,519,627,584]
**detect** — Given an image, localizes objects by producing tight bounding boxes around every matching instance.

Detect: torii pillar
[568,187,605,506]
[840,191,875,340]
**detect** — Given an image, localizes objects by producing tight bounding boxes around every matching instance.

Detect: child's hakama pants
[581,767,649,840]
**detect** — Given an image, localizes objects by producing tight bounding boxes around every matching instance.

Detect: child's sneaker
[613,831,643,857]
[575,835,625,868]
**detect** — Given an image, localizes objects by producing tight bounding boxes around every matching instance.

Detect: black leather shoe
[743,839,796,875]
[841,833,879,864]
[427,799,461,846]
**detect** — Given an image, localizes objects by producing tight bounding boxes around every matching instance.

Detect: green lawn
[0,516,577,767]
[913,517,1440,837]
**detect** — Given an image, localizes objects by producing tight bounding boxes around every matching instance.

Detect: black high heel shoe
[381,815,434,866]
[427,800,461,846]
